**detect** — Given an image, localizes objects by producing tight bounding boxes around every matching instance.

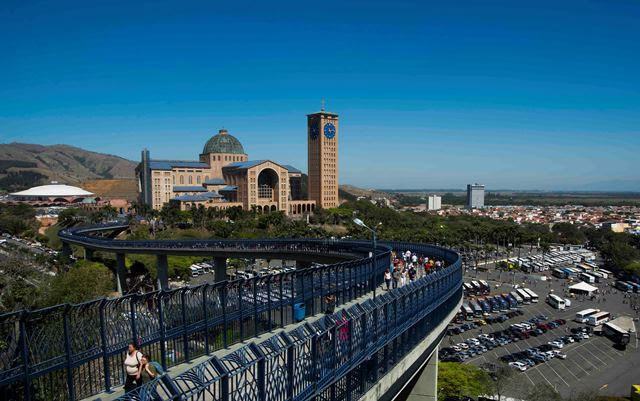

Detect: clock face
[309,123,319,140]
[324,123,336,139]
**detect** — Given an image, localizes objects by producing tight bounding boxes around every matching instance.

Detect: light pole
[353,218,380,298]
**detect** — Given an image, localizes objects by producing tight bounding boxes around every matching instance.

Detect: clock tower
[307,109,339,209]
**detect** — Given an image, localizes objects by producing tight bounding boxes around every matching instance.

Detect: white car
[554,351,567,359]
[466,338,480,346]
[548,341,564,349]
[457,343,469,350]
[578,332,589,339]
[509,361,528,371]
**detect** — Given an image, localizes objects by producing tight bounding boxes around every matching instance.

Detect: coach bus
[546,293,566,310]
[510,291,523,305]
[462,303,474,320]
[598,269,612,279]
[516,288,531,304]
[463,282,475,295]
[586,311,611,326]
[579,272,596,284]
[479,280,490,294]
[603,321,632,346]
[523,288,539,303]
[471,281,483,294]
[470,300,483,317]
[575,308,600,323]
[553,268,569,279]
[615,281,633,292]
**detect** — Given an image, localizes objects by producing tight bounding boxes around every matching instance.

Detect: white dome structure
[8,184,95,205]
[11,184,94,197]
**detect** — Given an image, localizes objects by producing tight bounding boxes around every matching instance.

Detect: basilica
[136,109,339,215]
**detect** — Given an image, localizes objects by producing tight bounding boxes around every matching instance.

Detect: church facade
[136,109,339,215]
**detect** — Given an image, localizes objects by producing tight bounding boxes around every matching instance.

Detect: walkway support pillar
[61,242,72,258]
[214,257,227,282]
[157,254,169,290]
[84,247,95,261]
[116,253,128,295]
[407,348,438,401]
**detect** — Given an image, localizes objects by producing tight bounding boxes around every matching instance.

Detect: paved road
[446,270,640,398]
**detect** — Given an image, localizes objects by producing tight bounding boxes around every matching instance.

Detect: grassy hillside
[0,143,137,192]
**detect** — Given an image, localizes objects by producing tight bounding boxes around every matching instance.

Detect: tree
[482,363,527,401]
[624,260,640,276]
[438,362,492,399]
[44,260,115,305]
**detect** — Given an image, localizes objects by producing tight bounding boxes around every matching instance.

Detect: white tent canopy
[568,281,598,295]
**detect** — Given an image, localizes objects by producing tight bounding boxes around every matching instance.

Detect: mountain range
[0,143,137,192]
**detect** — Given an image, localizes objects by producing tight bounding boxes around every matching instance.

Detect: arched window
[188,176,193,184]
[180,176,184,184]
[197,176,201,184]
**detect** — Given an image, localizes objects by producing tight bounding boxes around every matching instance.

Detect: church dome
[202,129,245,155]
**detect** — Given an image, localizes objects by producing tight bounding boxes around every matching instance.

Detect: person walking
[137,355,158,385]
[392,267,401,289]
[124,342,143,392]
[384,269,392,290]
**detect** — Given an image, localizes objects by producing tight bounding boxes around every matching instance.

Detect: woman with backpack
[124,342,143,392]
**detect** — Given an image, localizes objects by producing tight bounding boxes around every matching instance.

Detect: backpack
[150,361,164,375]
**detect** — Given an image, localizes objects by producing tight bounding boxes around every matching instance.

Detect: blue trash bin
[293,303,306,322]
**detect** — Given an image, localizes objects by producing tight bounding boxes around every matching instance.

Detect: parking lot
[442,272,640,398]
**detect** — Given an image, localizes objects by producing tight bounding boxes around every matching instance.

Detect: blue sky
[1,0,639,190]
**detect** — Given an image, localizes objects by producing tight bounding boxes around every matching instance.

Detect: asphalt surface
[444,269,640,398]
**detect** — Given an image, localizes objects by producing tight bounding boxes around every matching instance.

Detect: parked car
[509,361,528,371]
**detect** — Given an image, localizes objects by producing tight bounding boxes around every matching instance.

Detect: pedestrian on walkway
[124,342,143,392]
[384,269,392,290]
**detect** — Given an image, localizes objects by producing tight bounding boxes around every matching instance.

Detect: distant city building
[602,221,629,233]
[136,110,339,215]
[427,195,441,211]
[466,183,485,209]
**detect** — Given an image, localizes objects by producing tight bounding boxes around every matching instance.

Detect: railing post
[286,340,295,399]
[98,299,111,392]
[279,276,284,329]
[250,344,266,401]
[266,277,272,332]
[310,270,315,315]
[157,292,168,370]
[239,281,245,340]
[222,284,228,348]
[253,279,259,336]
[19,312,31,401]
[181,290,190,363]
[62,305,75,401]
[130,296,138,347]
[202,284,210,355]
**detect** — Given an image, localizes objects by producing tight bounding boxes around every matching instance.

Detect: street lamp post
[353,218,379,298]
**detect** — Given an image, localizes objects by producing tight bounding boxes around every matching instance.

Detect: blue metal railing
[116,258,462,401]
[0,224,461,401]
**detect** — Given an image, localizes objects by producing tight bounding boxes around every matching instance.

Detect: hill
[81,179,138,201]
[0,143,137,192]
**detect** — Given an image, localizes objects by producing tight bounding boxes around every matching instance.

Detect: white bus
[523,288,539,303]
[547,294,566,310]
[587,311,611,326]
[575,308,600,323]
[510,291,523,304]
[579,272,596,284]
[598,269,612,278]
[516,288,531,304]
